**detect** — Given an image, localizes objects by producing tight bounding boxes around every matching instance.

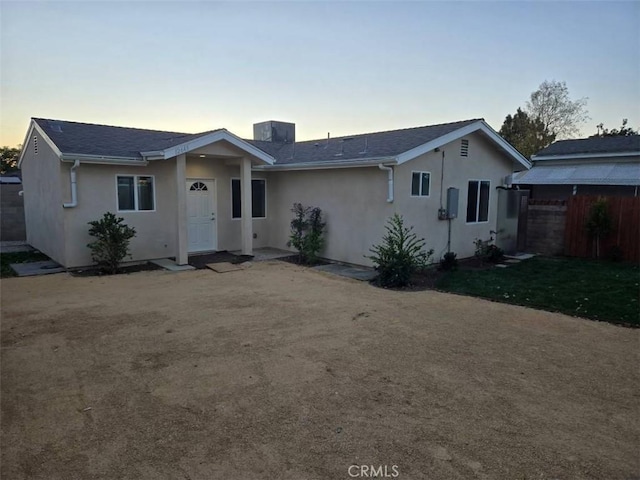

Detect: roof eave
[17,119,63,168]
[395,120,531,169]
[532,151,640,161]
[258,157,397,171]
[158,130,276,165]
[60,153,147,166]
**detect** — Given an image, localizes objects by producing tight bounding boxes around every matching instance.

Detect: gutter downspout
[378,164,394,203]
[63,159,80,208]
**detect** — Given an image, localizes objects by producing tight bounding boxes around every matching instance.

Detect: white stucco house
[17,117,530,268]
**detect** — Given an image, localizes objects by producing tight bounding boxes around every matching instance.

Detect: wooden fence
[564,195,640,262]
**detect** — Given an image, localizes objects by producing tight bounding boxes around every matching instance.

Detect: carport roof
[512,161,640,186]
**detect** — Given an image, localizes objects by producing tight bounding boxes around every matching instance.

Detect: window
[117,175,155,211]
[411,171,430,197]
[231,178,266,219]
[466,180,490,223]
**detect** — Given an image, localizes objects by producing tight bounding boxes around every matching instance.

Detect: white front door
[186,179,217,252]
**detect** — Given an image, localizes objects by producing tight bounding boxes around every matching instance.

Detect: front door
[186,179,216,252]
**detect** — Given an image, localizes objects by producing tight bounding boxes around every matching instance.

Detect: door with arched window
[186,179,217,252]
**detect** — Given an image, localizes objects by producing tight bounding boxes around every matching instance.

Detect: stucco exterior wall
[267,132,516,266]
[62,160,178,268]
[20,129,67,265]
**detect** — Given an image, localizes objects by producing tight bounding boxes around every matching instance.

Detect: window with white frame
[231,178,266,219]
[117,175,155,211]
[466,180,490,223]
[411,171,430,197]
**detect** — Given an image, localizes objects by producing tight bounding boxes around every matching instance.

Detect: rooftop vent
[50,122,63,133]
[253,120,295,143]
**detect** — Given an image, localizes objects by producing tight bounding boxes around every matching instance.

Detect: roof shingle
[534,135,640,158]
[33,117,483,164]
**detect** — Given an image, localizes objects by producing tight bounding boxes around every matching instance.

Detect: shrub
[368,213,433,288]
[287,203,326,264]
[439,251,458,271]
[87,212,136,274]
[473,238,504,265]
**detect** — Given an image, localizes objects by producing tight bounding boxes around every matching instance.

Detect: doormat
[206,262,242,273]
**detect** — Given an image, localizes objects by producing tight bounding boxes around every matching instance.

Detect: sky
[1,1,639,147]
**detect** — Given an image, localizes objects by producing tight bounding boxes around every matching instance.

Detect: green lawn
[436,256,639,326]
[0,251,51,278]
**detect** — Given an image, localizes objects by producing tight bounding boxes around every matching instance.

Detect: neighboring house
[512,135,640,199]
[18,117,530,268]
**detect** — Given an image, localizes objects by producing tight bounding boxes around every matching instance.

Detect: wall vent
[33,136,38,155]
[460,139,469,157]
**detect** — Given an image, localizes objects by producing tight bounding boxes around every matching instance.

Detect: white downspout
[378,164,394,203]
[63,159,80,208]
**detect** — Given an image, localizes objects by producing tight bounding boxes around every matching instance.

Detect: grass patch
[436,256,639,326]
[0,251,51,278]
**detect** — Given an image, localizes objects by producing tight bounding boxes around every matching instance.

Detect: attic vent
[33,136,38,155]
[460,139,469,157]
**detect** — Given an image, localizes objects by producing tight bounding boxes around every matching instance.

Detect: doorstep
[150,258,195,271]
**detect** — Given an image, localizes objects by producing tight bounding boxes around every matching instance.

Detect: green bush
[368,213,433,287]
[439,251,458,271]
[287,203,326,264]
[473,238,504,264]
[87,212,136,274]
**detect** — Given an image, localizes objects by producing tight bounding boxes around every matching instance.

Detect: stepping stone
[150,258,195,271]
[10,261,65,276]
[206,262,242,273]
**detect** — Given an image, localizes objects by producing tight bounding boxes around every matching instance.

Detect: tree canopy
[0,146,21,175]
[525,80,589,139]
[592,119,638,137]
[499,108,555,159]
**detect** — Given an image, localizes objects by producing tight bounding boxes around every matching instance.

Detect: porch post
[176,153,188,265]
[240,156,253,255]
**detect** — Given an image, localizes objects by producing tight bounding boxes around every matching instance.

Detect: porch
[162,132,275,265]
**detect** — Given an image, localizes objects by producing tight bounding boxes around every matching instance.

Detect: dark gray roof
[248,119,482,164]
[33,118,219,158]
[534,135,640,158]
[33,117,483,164]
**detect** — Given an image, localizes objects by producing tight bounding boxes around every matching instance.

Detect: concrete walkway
[0,241,32,254]
[312,263,377,282]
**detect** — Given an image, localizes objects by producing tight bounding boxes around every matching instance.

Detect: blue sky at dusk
[1,1,638,146]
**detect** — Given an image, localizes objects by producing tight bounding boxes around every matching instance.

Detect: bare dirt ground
[1,262,638,480]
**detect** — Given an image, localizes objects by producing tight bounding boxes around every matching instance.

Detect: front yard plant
[287,203,326,265]
[368,213,434,288]
[87,212,136,274]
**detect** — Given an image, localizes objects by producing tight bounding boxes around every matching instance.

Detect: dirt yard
[1,262,638,479]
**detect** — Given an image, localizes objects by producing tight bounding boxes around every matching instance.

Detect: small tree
[87,212,136,274]
[368,214,433,288]
[287,203,326,264]
[585,197,612,259]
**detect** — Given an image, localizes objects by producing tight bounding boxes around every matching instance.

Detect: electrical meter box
[446,187,459,219]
